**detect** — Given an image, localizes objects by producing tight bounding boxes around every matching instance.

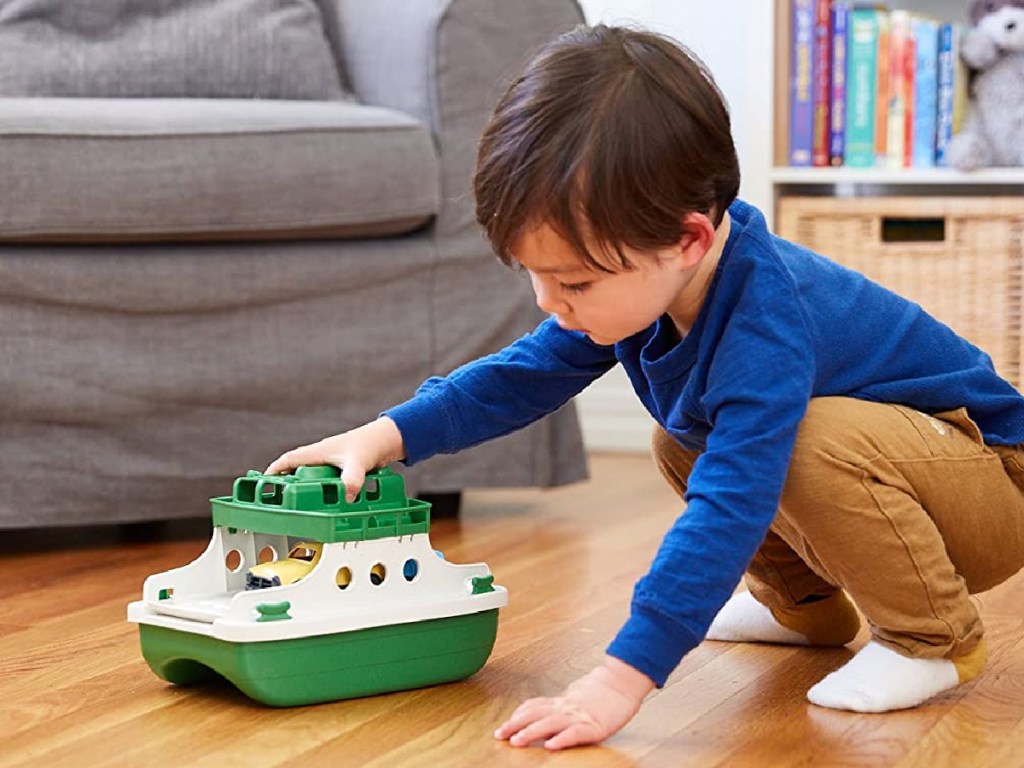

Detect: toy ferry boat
[127,466,508,706]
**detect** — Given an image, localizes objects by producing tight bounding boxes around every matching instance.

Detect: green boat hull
[139,609,499,706]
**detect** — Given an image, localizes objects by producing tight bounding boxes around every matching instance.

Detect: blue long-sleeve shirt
[385,199,1024,686]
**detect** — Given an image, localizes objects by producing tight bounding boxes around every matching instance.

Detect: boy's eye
[559,281,592,295]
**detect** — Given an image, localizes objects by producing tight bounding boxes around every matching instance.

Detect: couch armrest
[319,0,584,236]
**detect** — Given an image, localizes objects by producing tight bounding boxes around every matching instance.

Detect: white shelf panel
[772,167,1024,186]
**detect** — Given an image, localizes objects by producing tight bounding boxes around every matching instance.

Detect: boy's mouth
[555,318,588,335]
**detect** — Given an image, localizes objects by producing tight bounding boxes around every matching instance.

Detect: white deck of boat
[152,593,235,623]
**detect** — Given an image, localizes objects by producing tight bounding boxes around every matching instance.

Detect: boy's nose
[532,280,570,316]
[536,293,566,316]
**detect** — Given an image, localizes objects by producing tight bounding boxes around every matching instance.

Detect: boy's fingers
[498,703,560,744]
[507,712,576,748]
[495,698,552,740]
[264,453,295,475]
[265,446,313,475]
[263,443,370,501]
[340,464,367,503]
[543,722,602,751]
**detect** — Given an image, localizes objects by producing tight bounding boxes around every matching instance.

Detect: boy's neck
[668,212,731,339]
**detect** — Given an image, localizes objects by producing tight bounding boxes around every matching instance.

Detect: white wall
[573,1,775,451]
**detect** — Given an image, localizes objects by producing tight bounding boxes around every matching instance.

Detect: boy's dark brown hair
[474,24,740,272]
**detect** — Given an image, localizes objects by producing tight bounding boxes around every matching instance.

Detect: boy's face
[513,220,714,346]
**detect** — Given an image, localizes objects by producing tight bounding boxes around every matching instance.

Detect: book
[952,28,969,134]
[829,2,850,165]
[935,23,957,166]
[887,10,910,167]
[790,0,815,166]
[812,0,833,166]
[903,23,917,167]
[911,16,939,167]
[844,7,881,167]
[874,12,891,165]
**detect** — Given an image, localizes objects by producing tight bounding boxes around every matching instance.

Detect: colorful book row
[789,1,969,169]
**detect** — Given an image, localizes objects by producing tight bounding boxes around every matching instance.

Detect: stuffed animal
[947,0,1024,170]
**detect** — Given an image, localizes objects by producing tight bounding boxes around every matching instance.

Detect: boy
[265,25,1024,750]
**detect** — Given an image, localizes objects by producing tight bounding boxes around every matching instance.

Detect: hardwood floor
[2,453,1023,767]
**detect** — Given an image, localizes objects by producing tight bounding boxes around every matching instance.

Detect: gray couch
[0,0,588,528]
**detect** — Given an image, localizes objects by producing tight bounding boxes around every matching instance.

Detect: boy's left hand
[494,655,655,750]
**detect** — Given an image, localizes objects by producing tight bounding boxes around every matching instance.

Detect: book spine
[790,0,815,166]
[953,25,969,135]
[887,10,909,168]
[935,23,956,166]
[844,8,879,167]
[874,12,891,165]
[812,0,833,166]
[903,28,916,167]
[829,2,849,166]
[911,17,938,168]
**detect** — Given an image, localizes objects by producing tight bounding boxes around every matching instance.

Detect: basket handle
[880,215,947,244]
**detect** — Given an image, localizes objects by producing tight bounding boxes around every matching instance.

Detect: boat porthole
[336,567,352,590]
[403,558,419,582]
[257,545,277,565]
[370,563,387,586]
[225,549,244,573]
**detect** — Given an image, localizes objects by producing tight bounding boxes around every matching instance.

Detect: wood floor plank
[0,541,207,628]
[1,454,1022,766]
[891,621,1024,768]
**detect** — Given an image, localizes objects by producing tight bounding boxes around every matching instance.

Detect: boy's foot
[707,590,808,644]
[806,639,988,713]
[706,590,860,646]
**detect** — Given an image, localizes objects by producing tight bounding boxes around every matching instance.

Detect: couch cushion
[0,0,346,101]
[0,98,440,242]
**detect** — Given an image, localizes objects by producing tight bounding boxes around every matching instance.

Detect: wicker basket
[776,197,1024,388]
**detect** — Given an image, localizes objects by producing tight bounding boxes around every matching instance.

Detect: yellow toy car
[245,542,323,590]
[245,541,388,590]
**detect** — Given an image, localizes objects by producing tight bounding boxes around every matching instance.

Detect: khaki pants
[653,396,1024,659]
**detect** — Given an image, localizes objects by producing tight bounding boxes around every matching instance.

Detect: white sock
[807,641,960,713]
[706,590,809,645]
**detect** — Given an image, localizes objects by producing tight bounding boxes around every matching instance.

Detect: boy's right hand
[263,416,406,503]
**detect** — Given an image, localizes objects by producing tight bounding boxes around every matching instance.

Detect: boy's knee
[651,426,698,497]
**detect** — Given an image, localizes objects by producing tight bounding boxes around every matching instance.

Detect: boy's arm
[606,382,813,680]
[608,275,817,686]
[384,317,617,465]
[266,318,616,496]
[495,380,814,750]
[497,259,817,749]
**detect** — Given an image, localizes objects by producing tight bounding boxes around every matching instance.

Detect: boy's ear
[674,212,717,269]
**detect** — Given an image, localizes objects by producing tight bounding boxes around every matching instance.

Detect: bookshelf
[772,0,1024,389]
[773,167,1024,186]
[771,0,1024,198]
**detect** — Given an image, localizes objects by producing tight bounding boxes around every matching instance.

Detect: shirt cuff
[606,605,701,687]
[382,391,449,466]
